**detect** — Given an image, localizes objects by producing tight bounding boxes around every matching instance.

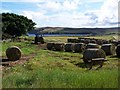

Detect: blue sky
[1,0,119,28]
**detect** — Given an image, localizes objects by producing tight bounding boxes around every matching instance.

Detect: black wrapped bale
[83,48,106,63]
[111,40,120,46]
[101,44,115,55]
[103,40,109,44]
[84,39,90,44]
[86,43,99,49]
[73,43,85,53]
[116,44,120,58]
[54,43,64,51]
[6,46,22,61]
[96,40,103,45]
[79,39,85,43]
[47,43,54,50]
[64,43,73,52]
[90,40,96,44]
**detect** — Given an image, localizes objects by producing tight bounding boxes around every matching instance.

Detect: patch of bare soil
[0,53,36,70]
[0,43,47,70]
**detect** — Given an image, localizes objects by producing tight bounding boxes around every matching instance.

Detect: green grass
[2,36,119,88]
[3,67,118,88]
[1,41,37,57]
[80,35,115,40]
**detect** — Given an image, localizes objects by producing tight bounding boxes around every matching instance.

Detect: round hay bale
[111,40,119,46]
[101,44,115,55]
[103,40,109,44]
[6,46,22,61]
[116,44,120,58]
[78,39,85,43]
[86,43,99,49]
[90,40,96,44]
[84,39,90,44]
[67,39,72,43]
[96,40,103,45]
[83,48,106,63]
[47,43,55,50]
[73,43,85,53]
[54,43,64,51]
[64,43,73,52]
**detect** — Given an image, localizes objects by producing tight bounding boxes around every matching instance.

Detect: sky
[1,0,120,28]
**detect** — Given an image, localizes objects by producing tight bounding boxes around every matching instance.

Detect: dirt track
[0,43,47,70]
[0,53,36,70]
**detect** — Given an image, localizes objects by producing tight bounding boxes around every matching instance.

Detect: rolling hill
[28,27,119,35]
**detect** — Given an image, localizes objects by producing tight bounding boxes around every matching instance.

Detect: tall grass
[3,67,118,88]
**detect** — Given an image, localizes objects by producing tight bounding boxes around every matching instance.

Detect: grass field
[1,35,119,88]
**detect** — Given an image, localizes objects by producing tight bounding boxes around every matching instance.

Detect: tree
[2,13,36,38]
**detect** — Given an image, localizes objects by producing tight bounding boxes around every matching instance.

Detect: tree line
[1,13,36,39]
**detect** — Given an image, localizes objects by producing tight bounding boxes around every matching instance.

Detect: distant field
[2,35,119,88]
[24,34,118,42]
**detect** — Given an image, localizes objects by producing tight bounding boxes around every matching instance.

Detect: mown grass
[2,36,119,88]
[79,35,115,40]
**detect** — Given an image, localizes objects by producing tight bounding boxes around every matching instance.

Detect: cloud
[1,0,63,2]
[84,0,119,27]
[86,0,105,3]
[6,0,119,28]
[37,1,61,12]
[37,0,81,12]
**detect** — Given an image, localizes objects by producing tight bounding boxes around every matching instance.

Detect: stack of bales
[90,39,96,44]
[83,48,106,63]
[64,43,73,52]
[86,43,99,49]
[78,39,86,43]
[116,44,120,58]
[47,43,55,50]
[101,44,115,55]
[111,40,118,46]
[111,40,120,46]
[102,40,109,44]
[84,39,90,44]
[96,39,103,45]
[6,46,22,61]
[53,43,64,51]
[72,43,85,53]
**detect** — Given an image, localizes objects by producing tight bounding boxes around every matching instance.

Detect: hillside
[28,27,119,35]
